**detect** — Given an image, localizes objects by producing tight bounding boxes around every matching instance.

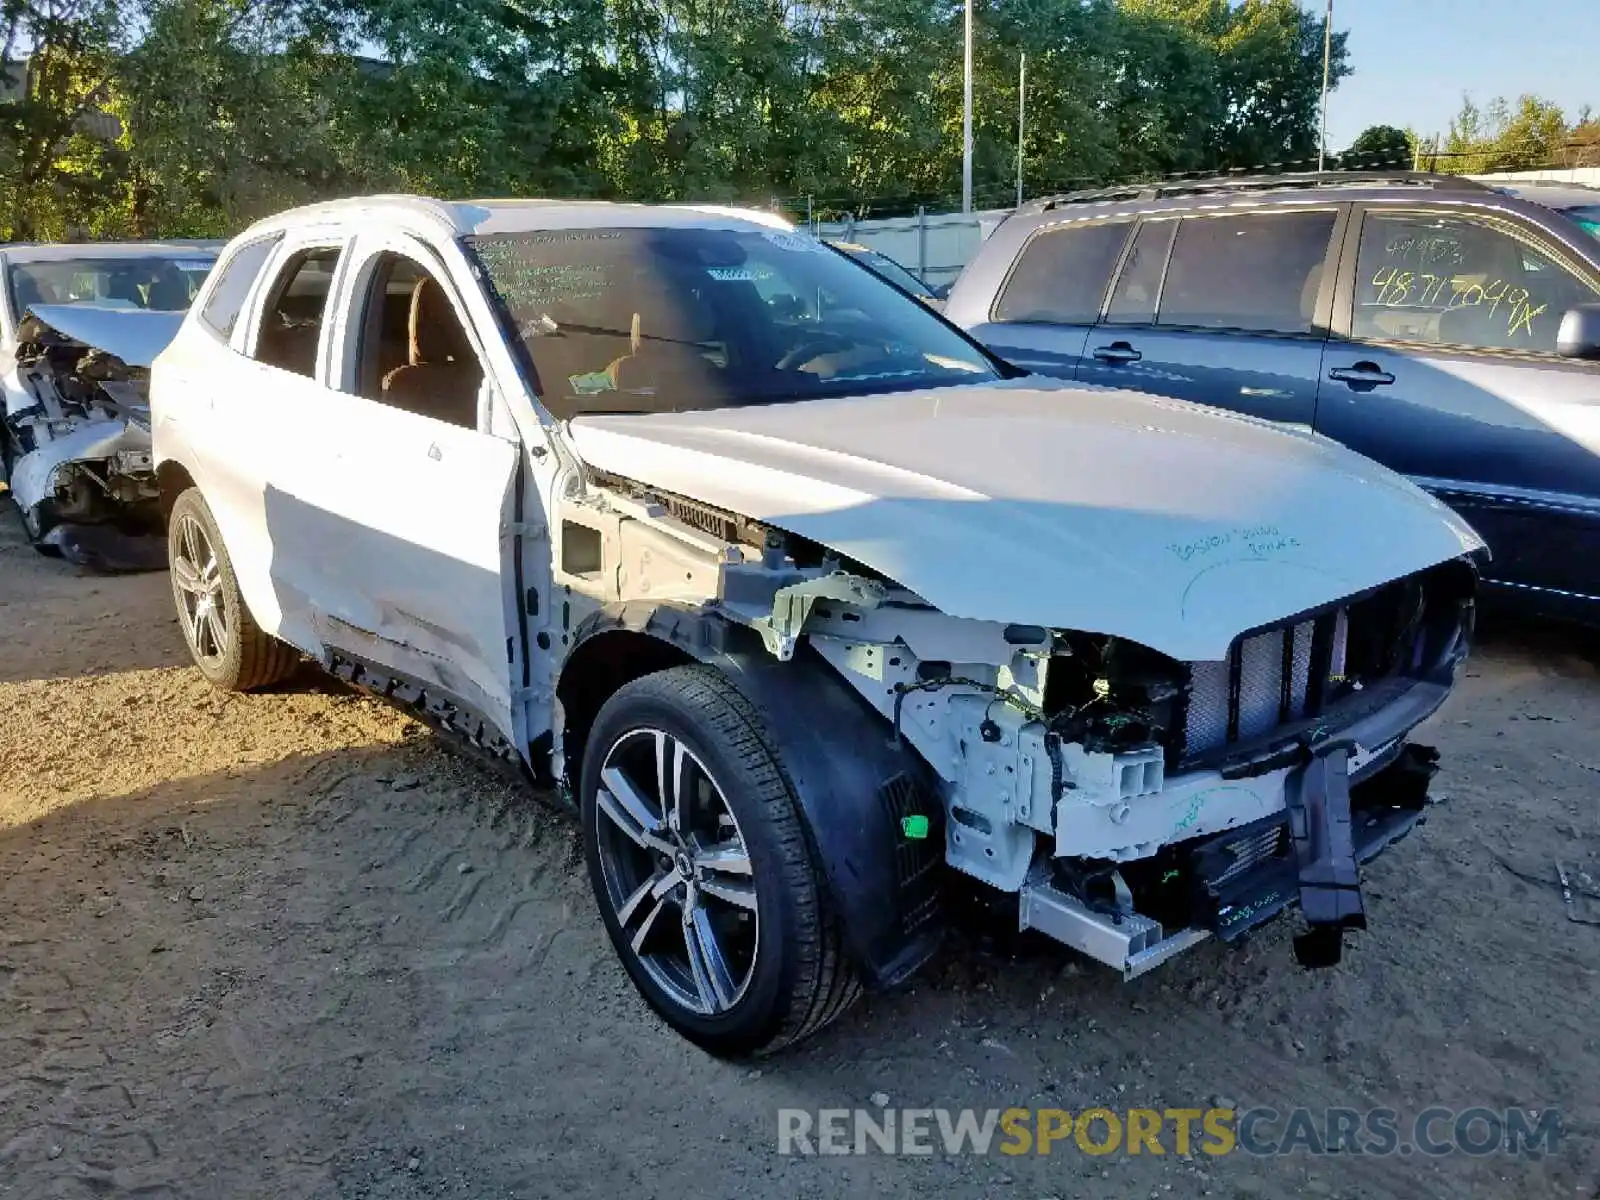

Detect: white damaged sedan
[149,197,1486,1056]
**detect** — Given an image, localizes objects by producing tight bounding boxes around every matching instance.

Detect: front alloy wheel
[593,728,760,1015]
[581,666,861,1057]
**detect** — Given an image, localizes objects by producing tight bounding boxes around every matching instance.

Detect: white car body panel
[270,393,521,741]
[568,379,1485,662]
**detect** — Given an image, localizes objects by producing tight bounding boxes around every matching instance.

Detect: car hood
[17,304,186,369]
[567,380,1485,662]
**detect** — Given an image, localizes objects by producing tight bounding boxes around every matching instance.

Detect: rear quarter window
[992,221,1132,324]
[199,235,283,340]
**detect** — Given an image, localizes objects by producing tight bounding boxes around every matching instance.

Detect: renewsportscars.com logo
[776,1106,1562,1158]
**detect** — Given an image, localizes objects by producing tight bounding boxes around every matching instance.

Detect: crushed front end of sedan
[1,305,184,568]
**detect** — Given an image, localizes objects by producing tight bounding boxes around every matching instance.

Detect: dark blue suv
[948,172,1600,625]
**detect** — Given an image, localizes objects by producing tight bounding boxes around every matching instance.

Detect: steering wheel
[776,331,858,371]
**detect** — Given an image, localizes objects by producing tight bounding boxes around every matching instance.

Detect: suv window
[1352,210,1600,353]
[351,252,483,429]
[992,221,1131,324]
[252,247,341,379]
[199,236,280,339]
[467,226,1000,419]
[1104,219,1177,324]
[1157,210,1336,334]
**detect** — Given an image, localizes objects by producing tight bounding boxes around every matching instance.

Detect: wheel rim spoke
[684,905,737,1012]
[202,606,227,658]
[656,731,691,836]
[594,726,760,1019]
[180,517,203,570]
[623,871,679,955]
[695,839,756,911]
[172,557,204,595]
[598,766,674,855]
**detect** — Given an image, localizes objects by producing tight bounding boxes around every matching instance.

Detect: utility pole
[962,0,974,213]
[1317,0,1333,172]
[1016,52,1026,208]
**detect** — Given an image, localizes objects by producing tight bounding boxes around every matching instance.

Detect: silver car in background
[0,241,221,566]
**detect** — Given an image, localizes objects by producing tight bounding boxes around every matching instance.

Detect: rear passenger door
[200,231,352,653]
[960,218,1134,378]
[1076,207,1344,430]
[1318,203,1600,607]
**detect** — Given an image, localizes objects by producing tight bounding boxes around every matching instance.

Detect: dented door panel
[278,395,520,741]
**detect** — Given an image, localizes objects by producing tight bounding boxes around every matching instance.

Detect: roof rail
[1026,171,1493,213]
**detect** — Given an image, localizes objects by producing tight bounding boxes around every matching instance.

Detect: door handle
[1328,362,1395,388]
[1092,341,1142,364]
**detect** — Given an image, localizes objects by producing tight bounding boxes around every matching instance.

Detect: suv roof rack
[1026,171,1493,212]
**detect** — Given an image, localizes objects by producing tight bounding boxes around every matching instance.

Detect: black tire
[18,497,63,557]
[581,665,861,1058]
[167,487,299,691]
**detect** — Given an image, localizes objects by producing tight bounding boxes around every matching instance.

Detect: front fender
[560,601,947,989]
[709,641,946,990]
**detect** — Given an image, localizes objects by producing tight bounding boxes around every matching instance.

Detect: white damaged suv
[150,196,1486,1056]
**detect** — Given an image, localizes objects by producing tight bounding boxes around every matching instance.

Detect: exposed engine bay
[554,465,1478,980]
[1,306,182,569]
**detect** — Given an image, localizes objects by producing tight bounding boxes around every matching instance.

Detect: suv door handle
[1092,341,1142,364]
[1328,362,1395,388]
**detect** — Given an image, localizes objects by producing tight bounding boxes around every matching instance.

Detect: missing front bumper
[1017,743,1440,978]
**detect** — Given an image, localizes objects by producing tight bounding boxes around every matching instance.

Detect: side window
[250,246,341,380]
[200,236,281,340]
[1157,210,1337,334]
[350,252,483,430]
[1351,210,1600,353]
[1104,219,1177,324]
[992,221,1132,324]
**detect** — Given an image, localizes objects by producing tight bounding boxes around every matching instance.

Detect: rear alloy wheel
[582,666,860,1057]
[167,488,299,691]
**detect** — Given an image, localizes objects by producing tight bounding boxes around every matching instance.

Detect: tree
[0,0,130,239]
[1343,124,1412,170]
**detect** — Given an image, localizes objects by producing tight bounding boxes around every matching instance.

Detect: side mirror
[1556,303,1600,360]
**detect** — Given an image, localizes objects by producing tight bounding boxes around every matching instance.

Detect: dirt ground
[1,499,1598,1200]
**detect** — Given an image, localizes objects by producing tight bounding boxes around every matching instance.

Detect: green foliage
[1435,93,1590,175]
[1343,124,1413,170]
[4,0,1361,240]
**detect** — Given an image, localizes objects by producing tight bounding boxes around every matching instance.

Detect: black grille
[1178,574,1439,765]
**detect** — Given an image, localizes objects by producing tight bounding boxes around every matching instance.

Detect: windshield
[838,245,935,298]
[466,226,998,418]
[8,253,217,317]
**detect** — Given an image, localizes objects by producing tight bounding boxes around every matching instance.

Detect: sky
[1316,0,1597,151]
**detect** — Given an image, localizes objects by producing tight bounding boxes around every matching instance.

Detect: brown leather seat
[382,277,482,427]
[603,281,716,399]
